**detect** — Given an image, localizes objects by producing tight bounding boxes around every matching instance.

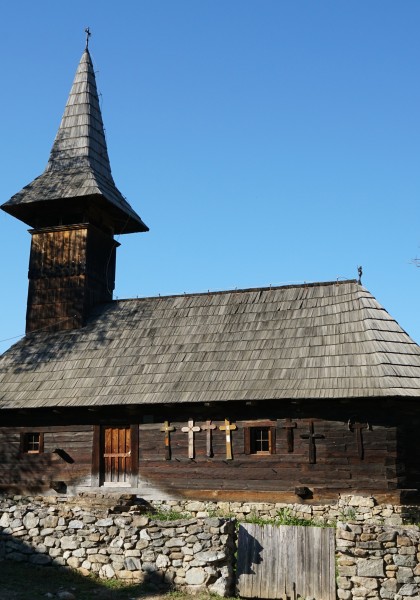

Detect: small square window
[21,432,44,454]
[244,425,276,455]
[251,427,270,453]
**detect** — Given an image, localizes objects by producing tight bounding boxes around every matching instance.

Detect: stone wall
[336,522,420,600]
[152,495,420,526]
[3,494,420,598]
[0,496,235,596]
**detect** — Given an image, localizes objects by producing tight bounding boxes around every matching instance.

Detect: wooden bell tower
[1,43,148,333]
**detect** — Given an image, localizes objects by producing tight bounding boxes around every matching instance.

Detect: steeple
[2,46,148,235]
[1,40,148,333]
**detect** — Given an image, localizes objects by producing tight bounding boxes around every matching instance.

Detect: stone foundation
[0,495,235,596]
[3,494,420,598]
[152,495,420,526]
[336,522,420,600]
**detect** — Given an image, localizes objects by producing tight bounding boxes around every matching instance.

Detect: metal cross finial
[85,27,91,49]
[358,265,363,284]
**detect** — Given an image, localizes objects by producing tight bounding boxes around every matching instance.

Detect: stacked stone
[0,497,235,596]
[336,522,420,600]
[151,497,411,526]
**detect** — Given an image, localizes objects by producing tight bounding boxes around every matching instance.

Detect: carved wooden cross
[282,418,297,453]
[300,421,324,464]
[201,420,216,457]
[181,419,201,459]
[219,418,237,460]
[160,421,175,460]
[348,420,369,459]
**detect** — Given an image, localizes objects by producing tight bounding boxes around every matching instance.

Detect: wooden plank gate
[237,523,336,600]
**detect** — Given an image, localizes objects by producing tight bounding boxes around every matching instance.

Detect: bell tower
[1,40,148,333]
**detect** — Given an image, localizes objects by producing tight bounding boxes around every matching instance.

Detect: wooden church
[1,42,420,504]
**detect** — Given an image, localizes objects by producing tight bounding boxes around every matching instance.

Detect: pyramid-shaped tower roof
[1,47,148,234]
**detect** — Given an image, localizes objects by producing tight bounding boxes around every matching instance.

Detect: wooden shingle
[1,279,420,410]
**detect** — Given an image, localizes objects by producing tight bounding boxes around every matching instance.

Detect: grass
[145,509,190,522]
[241,507,328,528]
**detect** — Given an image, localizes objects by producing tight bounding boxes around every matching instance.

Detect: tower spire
[1,43,148,333]
[1,43,148,235]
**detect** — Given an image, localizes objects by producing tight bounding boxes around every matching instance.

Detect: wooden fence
[237,523,336,600]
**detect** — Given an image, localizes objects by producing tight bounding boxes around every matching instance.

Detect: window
[244,424,276,455]
[21,432,44,454]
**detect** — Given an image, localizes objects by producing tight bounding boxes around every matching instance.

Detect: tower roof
[1,48,148,234]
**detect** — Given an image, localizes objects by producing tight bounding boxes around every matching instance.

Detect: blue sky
[0,1,419,354]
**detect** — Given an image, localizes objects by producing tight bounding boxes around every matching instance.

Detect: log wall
[0,398,414,502]
[26,224,116,333]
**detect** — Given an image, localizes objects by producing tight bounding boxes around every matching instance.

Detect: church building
[1,43,420,504]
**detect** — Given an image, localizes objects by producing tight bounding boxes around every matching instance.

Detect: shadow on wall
[0,530,172,598]
[0,432,77,494]
[236,525,263,577]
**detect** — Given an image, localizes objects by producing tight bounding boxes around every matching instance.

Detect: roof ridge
[106,279,360,305]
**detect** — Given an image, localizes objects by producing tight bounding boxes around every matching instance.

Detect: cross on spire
[85,27,91,49]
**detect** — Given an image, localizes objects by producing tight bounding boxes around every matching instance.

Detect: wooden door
[102,427,132,486]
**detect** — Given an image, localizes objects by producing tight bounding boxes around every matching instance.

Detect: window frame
[20,432,44,454]
[244,422,276,455]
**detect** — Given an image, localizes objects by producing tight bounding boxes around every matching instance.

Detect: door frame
[92,424,139,487]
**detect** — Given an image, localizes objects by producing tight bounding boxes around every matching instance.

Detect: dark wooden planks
[237,524,335,600]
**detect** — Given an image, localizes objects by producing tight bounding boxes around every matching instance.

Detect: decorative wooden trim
[282,418,297,453]
[130,424,139,485]
[244,427,251,455]
[91,425,101,486]
[270,426,276,454]
[242,420,277,428]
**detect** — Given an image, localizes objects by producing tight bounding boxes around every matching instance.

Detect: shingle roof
[1,49,148,234]
[1,280,419,410]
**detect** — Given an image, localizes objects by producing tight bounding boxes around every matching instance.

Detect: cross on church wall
[300,421,324,464]
[201,420,216,457]
[219,418,237,460]
[160,420,175,460]
[181,419,201,459]
[348,419,369,460]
